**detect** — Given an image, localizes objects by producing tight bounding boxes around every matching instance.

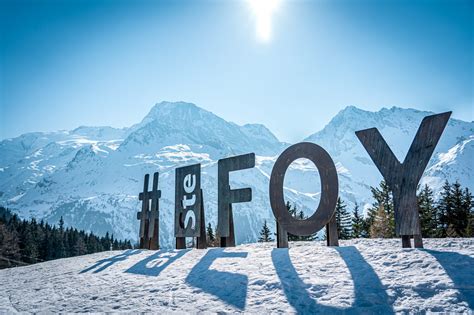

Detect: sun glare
[248,0,281,43]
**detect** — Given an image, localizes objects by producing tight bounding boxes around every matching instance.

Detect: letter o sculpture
[269,142,339,235]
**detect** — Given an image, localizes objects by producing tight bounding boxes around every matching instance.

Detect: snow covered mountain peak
[322,105,427,135]
[305,105,473,203]
[120,101,282,157]
[241,123,281,145]
[306,105,464,157]
[333,105,368,119]
[140,101,211,125]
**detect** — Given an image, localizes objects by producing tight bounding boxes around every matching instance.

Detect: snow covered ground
[1,238,473,313]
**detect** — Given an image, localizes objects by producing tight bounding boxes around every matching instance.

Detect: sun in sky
[248,0,281,43]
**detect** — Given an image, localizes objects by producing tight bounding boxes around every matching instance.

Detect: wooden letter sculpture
[137,172,161,250]
[269,142,339,248]
[217,153,255,247]
[355,112,451,248]
[175,164,207,249]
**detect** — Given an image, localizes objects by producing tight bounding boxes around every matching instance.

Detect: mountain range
[1,102,472,246]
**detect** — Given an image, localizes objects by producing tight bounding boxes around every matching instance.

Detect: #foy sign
[137,112,451,250]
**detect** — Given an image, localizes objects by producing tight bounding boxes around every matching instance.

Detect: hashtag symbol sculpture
[137,172,161,250]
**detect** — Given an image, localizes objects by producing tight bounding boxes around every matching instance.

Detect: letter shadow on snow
[423,249,474,309]
[186,248,248,310]
[80,249,142,274]
[271,246,394,314]
[125,249,190,277]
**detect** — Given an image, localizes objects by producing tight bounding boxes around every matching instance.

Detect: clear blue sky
[1,0,472,142]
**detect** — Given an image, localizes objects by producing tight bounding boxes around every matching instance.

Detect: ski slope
[1,238,473,313]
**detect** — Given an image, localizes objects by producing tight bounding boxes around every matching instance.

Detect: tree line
[0,207,132,269]
[257,180,473,242]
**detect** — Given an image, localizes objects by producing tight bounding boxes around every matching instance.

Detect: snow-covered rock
[1,239,473,313]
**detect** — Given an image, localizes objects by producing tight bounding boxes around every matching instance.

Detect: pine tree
[436,181,472,238]
[21,223,40,263]
[297,208,317,241]
[0,207,13,223]
[466,212,474,237]
[39,226,50,260]
[446,224,457,237]
[258,220,273,242]
[103,232,111,251]
[365,181,395,237]
[74,236,87,256]
[436,180,452,237]
[86,233,99,253]
[59,216,64,232]
[286,202,300,241]
[298,210,304,220]
[0,221,21,268]
[66,228,76,257]
[370,204,392,238]
[418,184,437,238]
[206,223,216,246]
[464,188,474,237]
[335,198,352,239]
[44,224,56,260]
[113,239,120,251]
[57,217,66,258]
[449,181,470,237]
[351,203,364,238]
[361,218,371,239]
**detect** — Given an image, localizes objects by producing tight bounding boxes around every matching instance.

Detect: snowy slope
[1,239,473,313]
[0,102,472,245]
